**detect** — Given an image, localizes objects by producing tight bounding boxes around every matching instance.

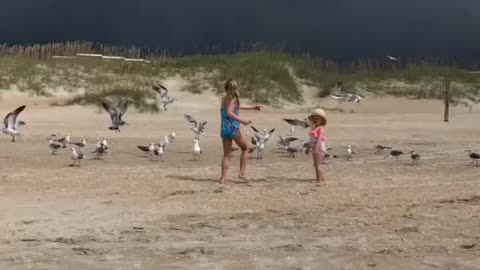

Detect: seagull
[70,146,85,167]
[161,96,178,111]
[92,139,108,159]
[283,118,311,129]
[2,105,26,143]
[70,138,87,148]
[137,143,155,157]
[466,150,480,167]
[251,126,275,143]
[410,151,421,165]
[168,131,176,143]
[184,114,207,139]
[152,82,177,111]
[101,100,128,133]
[387,150,404,160]
[153,143,165,161]
[152,82,168,97]
[289,125,295,134]
[387,55,398,61]
[374,144,392,154]
[249,135,265,159]
[160,135,171,150]
[283,145,303,158]
[277,135,299,148]
[331,93,363,104]
[57,133,71,148]
[346,145,354,161]
[192,138,202,160]
[47,136,63,155]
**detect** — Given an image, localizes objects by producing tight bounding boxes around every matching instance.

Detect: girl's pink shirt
[308,126,326,141]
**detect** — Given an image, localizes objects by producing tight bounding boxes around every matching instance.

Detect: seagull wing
[199,121,207,132]
[184,114,198,126]
[4,105,26,130]
[119,100,128,118]
[284,137,299,144]
[268,128,275,135]
[251,126,260,134]
[283,119,300,126]
[101,101,118,124]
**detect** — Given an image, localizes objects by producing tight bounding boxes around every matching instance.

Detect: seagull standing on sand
[346,145,354,161]
[410,151,421,165]
[168,131,176,143]
[192,138,202,160]
[387,150,404,160]
[101,100,128,133]
[70,146,85,167]
[2,105,26,143]
[184,114,207,139]
[137,143,155,157]
[466,150,480,167]
[70,138,87,148]
[92,138,108,159]
[57,133,71,148]
[277,135,299,149]
[153,143,165,161]
[47,136,63,155]
[374,144,392,154]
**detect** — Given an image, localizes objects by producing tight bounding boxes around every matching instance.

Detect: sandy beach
[1,90,479,270]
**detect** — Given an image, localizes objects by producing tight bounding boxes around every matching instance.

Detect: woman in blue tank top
[220,79,261,184]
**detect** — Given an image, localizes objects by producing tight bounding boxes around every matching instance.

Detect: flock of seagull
[1,81,480,168]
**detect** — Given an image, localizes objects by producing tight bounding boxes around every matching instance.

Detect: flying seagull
[283,118,311,129]
[387,55,398,61]
[101,100,128,132]
[251,126,275,143]
[277,135,299,148]
[184,114,207,139]
[152,82,177,111]
[2,105,26,143]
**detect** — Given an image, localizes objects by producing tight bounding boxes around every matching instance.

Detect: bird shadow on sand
[267,176,315,183]
[167,174,218,183]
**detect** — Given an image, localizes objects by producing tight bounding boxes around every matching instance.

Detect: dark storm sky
[0,0,479,60]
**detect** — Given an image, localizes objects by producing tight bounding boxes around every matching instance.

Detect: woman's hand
[241,119,252,125]
[252,105,262,111]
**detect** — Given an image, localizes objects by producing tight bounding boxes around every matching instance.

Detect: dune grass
[1,43,480,111]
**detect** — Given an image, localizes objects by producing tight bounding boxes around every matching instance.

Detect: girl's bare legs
[220,139,233,184]
[233,132,249,179]
[312,150,325,186]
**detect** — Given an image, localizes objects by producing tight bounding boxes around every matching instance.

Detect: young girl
[305,108,327,186]
[220,79,261,184]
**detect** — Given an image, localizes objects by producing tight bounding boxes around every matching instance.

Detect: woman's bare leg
[233,132,249,179]
[220,139,233,184]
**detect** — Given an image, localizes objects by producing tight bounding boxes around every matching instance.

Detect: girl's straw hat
[309,108,327,119]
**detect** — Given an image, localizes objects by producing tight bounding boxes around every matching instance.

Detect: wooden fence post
[444,80,450,122]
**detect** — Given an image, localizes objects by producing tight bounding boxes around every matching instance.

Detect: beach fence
[52,53,151,63]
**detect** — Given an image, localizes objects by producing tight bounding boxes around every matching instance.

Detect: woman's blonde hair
[222,79,240,106]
